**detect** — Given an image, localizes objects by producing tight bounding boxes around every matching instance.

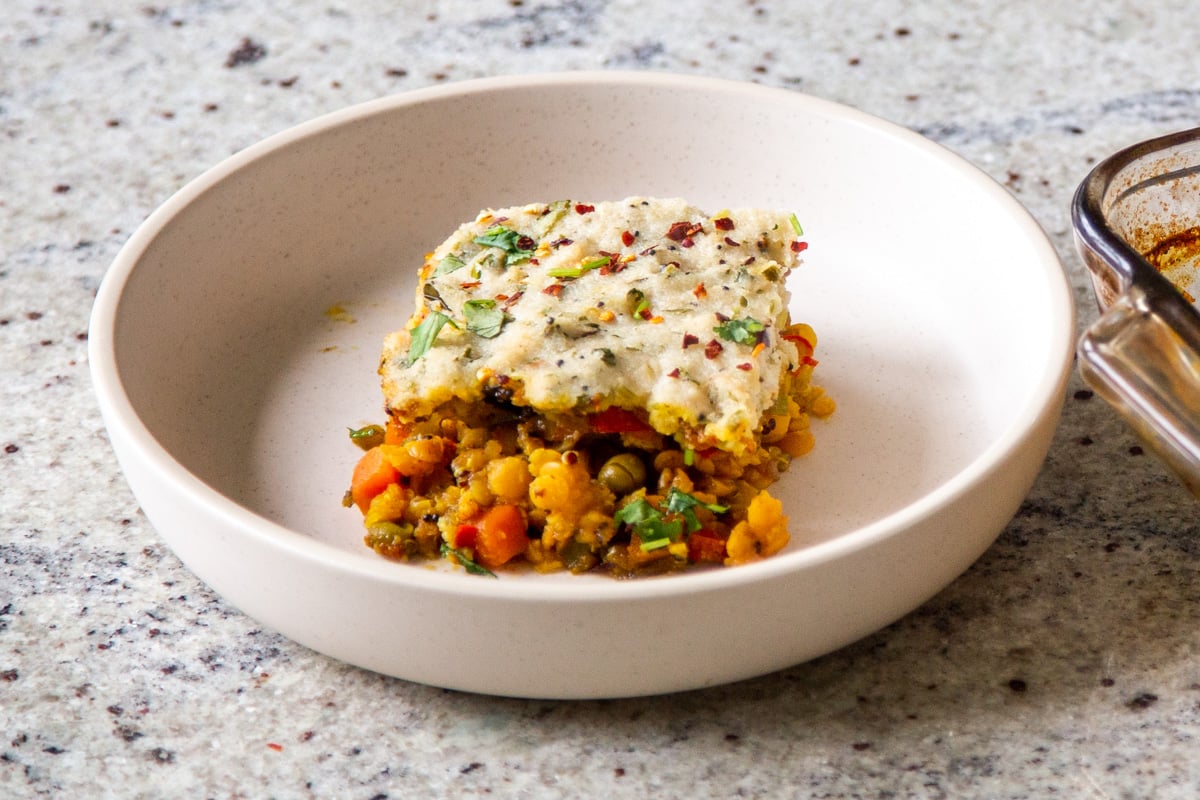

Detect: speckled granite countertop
[4,1,1200,797]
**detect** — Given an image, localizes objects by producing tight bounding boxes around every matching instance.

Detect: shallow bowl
[90,72,1073,698]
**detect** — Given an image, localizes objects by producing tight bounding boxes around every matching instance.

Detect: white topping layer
[380,197,805,455]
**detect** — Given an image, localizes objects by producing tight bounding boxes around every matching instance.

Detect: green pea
[597,453,647,496]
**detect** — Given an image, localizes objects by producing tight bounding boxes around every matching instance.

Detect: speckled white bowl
[89,72,1073,699]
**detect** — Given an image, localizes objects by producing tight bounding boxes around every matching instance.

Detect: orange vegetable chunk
[474,504,530,568]
[350,446,401,513]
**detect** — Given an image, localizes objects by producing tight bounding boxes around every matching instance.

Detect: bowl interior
[106,75,1069,585]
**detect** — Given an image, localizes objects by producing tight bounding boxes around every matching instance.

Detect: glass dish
[1073,127,1200,496]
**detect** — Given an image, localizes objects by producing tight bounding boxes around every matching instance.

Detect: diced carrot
[474,504,530,568]
[350,446,401,514]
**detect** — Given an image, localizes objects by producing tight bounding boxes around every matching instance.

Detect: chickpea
[596,452,647,496]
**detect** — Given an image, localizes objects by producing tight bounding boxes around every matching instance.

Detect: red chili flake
[791,240,809,253]
[714,311,730,322]
[529,258,539,265]
[668,368,681,378]
[542,284,564,297]
[693,283,707,299]
[714,217,735,231]
[516,235,535,250]
[574,203,595,214]
[736,362,753,371]
[638,308,653,320]
[564,451,579,465]
[621,230,635,247]
[705,339,723,359]
[724,236,740,247]
[801,355,819,367]
[638,245,658,256]
[596,251,623,275]
[682,333,700,348]
[742,256,756,266]
[267,743,283,752]
[681,237,695,248]
[459,281,481,289]
[666,221,693,242]
[502,291,524,309]
[551,237,574,248]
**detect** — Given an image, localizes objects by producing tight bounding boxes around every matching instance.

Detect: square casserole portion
[363,197,829,576]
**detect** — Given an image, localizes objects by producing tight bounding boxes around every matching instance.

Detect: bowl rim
[89,70,1076,604]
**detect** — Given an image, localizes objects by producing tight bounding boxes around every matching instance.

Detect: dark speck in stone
[1127,692,1158,710]
[279,75,298,88]
[1074,388,1094,400]
[895,27,911,36]
[1129,445,1144,456]
[1,669,18,681]
[4,444,18,454]
[26,311,43,320]
[1008,678,1028,692]
[225,37,267,68]
[53,184,70,193]
[852,742,871,751]
[386,67,408,77]
[1077,436,1093,446]
[147,746,173,762]
[203,103,219,112]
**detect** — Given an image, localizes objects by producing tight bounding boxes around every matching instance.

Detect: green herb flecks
[463,298,507,339]
[535,200,571,238]
[405,310,452,366]
[440,541,497,577]
[615,497,684,551]
[474,225,535,265]
[435,253,466,275]
[714,317,765,345]
[548,254,609,279]
[664,487,729,533]
[789,213,804,236]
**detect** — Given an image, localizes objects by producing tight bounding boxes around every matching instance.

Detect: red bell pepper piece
[588,407,653,434]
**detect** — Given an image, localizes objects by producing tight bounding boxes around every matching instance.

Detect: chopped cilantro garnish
[474,225,535,264]
[615,497,683,550]
[405,310,451,366]
[435,253,466,275]
[615,489,728,551]
[439,542,497,577]
[714,317,765,345]
[665,487,729,533]
[463,299,507,338]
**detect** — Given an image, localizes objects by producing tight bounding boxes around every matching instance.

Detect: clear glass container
[1073,127,1200,497]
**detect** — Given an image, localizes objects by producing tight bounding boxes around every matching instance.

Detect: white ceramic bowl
[90,72,1073,699]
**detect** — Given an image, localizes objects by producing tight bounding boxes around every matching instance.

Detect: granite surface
[4,1,1200,797]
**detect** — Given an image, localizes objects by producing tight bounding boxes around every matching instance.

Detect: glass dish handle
[1078,284,1200,496]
